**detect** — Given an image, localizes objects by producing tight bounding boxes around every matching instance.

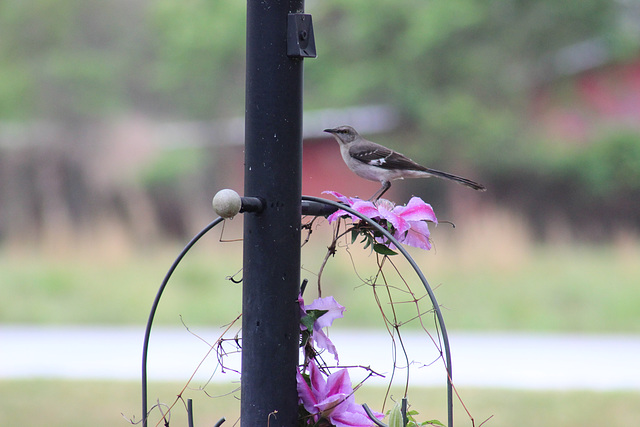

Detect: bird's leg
[369,181,391,201]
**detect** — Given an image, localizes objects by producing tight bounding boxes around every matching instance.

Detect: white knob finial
[212,189,242,219]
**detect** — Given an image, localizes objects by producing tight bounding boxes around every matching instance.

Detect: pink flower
[323,191,437,251]
[377,196,437,250]
[299,295,345,363]
[322,191,381,224]
[297,360,384,427]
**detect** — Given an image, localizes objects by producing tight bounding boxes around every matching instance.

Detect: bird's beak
[323,128,335,134]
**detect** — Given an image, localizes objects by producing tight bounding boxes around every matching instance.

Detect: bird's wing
[349,143,426,171]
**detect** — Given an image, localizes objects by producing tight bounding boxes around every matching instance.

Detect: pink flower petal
[298,361,383,427]
[304,296,345,329]
[331,404,384,427]
[394,197,437,224]
[322,191,352,204]
[315,392,348,414]
[323,191,359,223]
[324,368,352,397]
[400,220,432,250]
[327,209,351,223]
[377,200,410,234]
[308,361,326,397]
[296,370,318,414]
[312,330,340,363]
[351,200,380,219]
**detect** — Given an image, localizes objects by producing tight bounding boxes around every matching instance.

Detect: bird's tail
[423,167,486,191]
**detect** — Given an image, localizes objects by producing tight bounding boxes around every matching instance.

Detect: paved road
[2,326,639,390]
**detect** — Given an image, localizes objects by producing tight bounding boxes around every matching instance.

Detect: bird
[323,125,486,200]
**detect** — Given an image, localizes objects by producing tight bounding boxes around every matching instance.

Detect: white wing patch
[369,157,386,166]
[361,149,393,167]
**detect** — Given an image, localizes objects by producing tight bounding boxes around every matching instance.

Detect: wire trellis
[301,195,454,427]
[139,195,454,426]
[141,217,224,427]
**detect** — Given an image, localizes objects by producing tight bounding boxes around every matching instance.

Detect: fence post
[241,0,308,425]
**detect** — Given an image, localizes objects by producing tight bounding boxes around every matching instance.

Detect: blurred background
[1,0,640,426]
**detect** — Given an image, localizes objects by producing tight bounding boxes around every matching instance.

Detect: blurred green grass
[1,222,640,332]
[1,380,639,427]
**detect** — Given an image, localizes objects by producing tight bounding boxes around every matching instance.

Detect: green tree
[0,0,153,120]
[304,0,619,165]
[148,0,246,119]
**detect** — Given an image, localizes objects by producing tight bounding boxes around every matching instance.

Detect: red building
[531,51,640,143]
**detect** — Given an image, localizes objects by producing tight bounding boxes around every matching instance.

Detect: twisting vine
[298,192,460,427]
[135,191,486,427]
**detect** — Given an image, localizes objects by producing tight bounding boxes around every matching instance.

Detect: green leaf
[351,228,359,244]
[300,329,311,347]
[373,243,397,256]
[300,315,315,331]
[300,309,328,331]
[362,235,372,250]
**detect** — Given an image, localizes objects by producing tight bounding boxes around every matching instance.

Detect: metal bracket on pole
[287,13,317,58]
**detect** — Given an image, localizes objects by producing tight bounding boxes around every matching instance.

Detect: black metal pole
[241,0,305,425]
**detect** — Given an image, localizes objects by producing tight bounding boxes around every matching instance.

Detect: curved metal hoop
[302,195,454,427]
[141,197,455,426]
[141,217,225,427]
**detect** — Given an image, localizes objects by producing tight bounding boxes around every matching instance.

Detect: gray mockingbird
[324,125,486,200]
